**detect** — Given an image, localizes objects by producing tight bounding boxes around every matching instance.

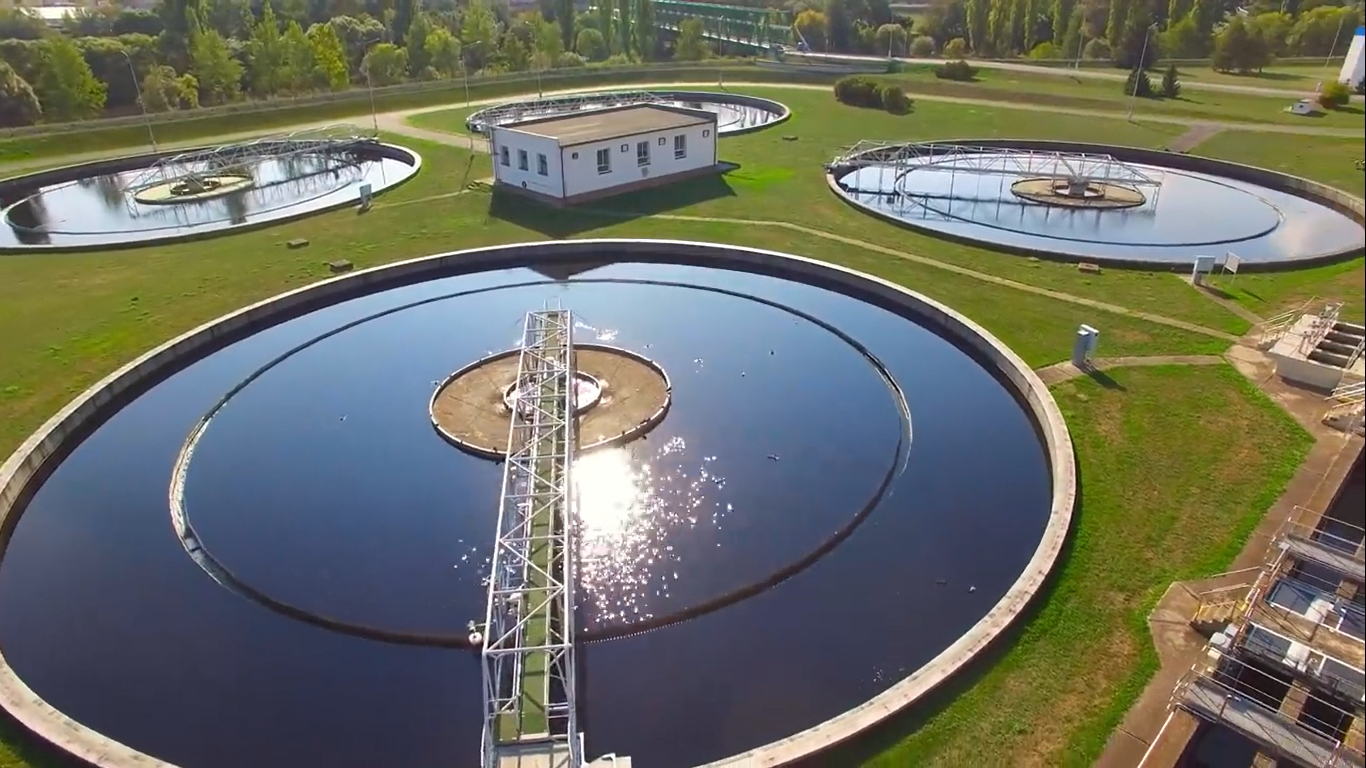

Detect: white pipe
[1135,710,1178,768]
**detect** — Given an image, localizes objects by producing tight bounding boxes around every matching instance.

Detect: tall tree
[675,17,707,60]
[596,0,615,56]
[632,0,655,59]
[391,0,418,45]
[307,22,350,89]
[37,36,107,121]
[424,26,462,77]
[0,60,41,127]
[247,2,286,96]
[187,9,242,103]
[964,0,990,52]
[555,0,576,52]
[406,12,434,74]
[281,20,314,92]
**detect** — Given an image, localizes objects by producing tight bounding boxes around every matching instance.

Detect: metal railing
[1257,297,1320,349]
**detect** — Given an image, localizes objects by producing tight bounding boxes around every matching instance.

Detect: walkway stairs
[1324,380,1365,436]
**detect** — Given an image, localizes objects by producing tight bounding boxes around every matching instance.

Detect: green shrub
[934,59,977,81]
[833,76,913,114]
[833,75,883,108]
[942,37,968,58]
[1319,80,1351,109]
[1028,41,1062,60]
[1160,64,1181,98]
[910,35,936,57]
[880,83,912,114]
[1083,38,1112,60]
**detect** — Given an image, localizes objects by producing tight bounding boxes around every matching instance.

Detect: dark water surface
[838,153,1363,265]
[0,259,1051,768]
[1,150,417,250]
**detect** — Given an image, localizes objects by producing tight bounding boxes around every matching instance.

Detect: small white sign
[1224,253,1241,275]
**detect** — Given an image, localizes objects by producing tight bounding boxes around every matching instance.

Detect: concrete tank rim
[0,141,423,255]
[0,238,1076,768]
[827,137,1366,272]
[465,89,792,137]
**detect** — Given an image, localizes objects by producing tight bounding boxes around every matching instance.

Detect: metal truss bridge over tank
[119,124,378,199]
[478,307,630,768]
[591,0,790,50]
[829,141,1166,191]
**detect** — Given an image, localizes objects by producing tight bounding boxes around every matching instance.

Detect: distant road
[783,50,1362,101]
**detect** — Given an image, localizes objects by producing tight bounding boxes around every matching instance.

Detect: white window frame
[673,134,686,160]
[517,149,528,171]
[500,146,510,166]
[596,147,611,175]
[537,153,548,176]
[636,140,650,167]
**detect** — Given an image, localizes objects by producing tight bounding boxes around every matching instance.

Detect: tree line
[792,0,1358,73]
[0,0,721,128]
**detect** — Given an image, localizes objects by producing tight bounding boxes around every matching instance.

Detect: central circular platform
[132,174,256,204]
[1010,177,1146,209]
[432,344,671,457]
[0,241,1072,768]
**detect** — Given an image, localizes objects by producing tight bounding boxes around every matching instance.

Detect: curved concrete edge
[427,342,674,459]
[0,142,423,255]
[0,238,1075,768]
[465,89,792,137]
[827,138,1366,273]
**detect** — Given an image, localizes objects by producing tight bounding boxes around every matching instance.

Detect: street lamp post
[120,50,158,154]
[1126,23,1159,121]
[463,40,486,107]
[362,35,382,135]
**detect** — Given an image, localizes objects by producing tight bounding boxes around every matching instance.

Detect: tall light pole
[120,50,158,154]
[463,40,487,107]
[361,34,382,136]
[1126,23,1159,121]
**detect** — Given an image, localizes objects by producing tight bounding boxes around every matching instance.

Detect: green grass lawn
[879,64,1365,128]
[0,77,1358,768]
[1178,61,1344,91]
[826,364,1311,767]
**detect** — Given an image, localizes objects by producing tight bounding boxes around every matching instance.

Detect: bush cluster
[833,76,913,114]
[1319,80,1351,109]
[933,59,977,81]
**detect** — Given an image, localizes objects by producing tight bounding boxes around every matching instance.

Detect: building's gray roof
[500,104,716,147]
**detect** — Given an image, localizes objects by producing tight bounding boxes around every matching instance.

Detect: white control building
[489,103,720,206]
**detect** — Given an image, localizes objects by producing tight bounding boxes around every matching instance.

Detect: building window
[500,146,510,166]
[571,152,579,160]
[703,129,711,138]
[517,149,528,171]
[636,140,650,166]
[537,153,548,176]
[620,144,628,153]
[596,148,611,175]
[674,134,686,159]
[658,137,666,146]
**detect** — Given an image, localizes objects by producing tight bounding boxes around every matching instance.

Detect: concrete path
[784,51,1364,102]
[1034,354,1227,385]
[1165,124,1225,153]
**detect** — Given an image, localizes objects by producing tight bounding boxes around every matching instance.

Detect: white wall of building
[1340,28,1365,90]
[490,128,566,199]
[560,123,717,199]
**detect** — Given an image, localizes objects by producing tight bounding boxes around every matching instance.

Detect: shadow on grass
[486,172,739,237]
[0,711,87,768]
[790,460,1087,767]
[1084,366,1127,391]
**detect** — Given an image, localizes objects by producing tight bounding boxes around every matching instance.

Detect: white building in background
[1341,26,1365,91]
[489,104,720,207]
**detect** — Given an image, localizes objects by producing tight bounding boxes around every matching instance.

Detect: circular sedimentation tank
[465,90,791,136]
[828,139,1365,268]
[0,240,1074,768]
[0,128,421,252]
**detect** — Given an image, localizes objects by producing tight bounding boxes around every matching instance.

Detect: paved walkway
[1166,125,1225,153]
[786,52,1364,102]
[1034,354,1227,385]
